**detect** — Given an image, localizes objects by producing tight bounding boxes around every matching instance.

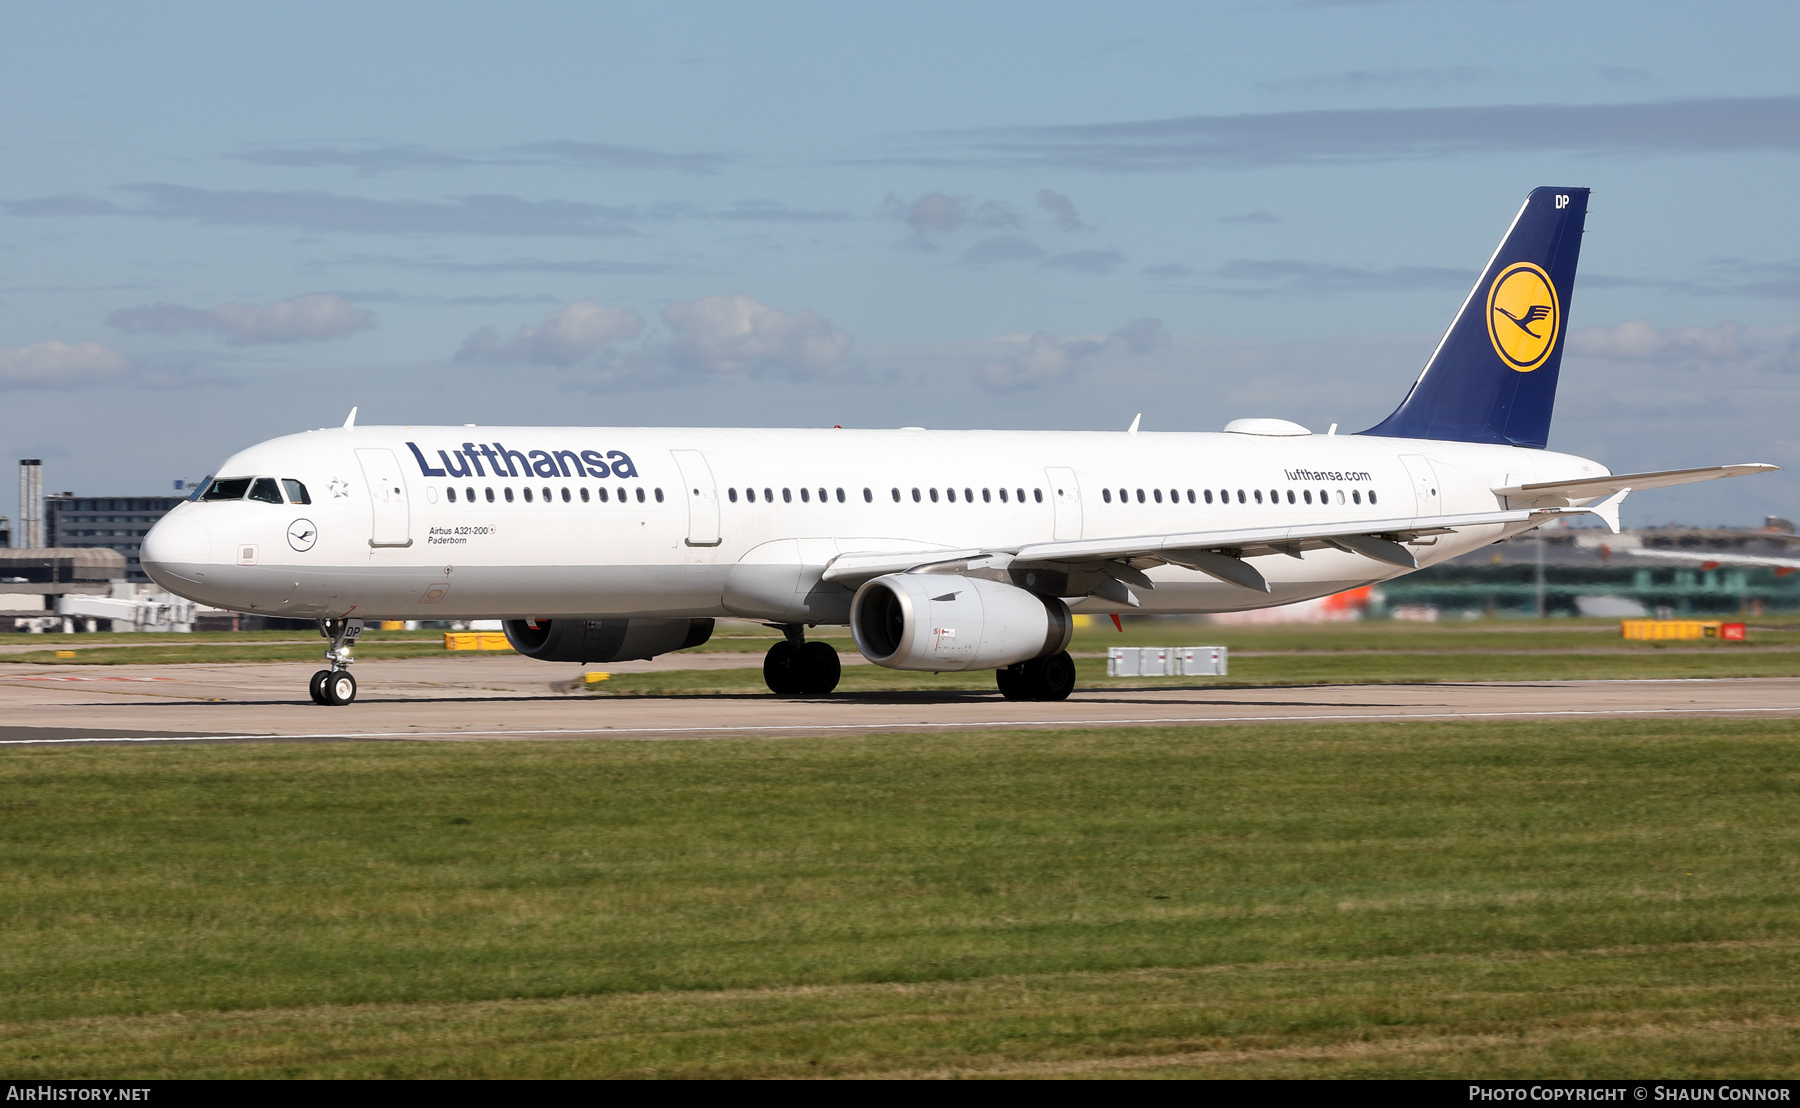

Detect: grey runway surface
[3,653,1798,746]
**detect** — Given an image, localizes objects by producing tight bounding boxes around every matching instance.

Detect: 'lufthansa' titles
[407,442,638,480]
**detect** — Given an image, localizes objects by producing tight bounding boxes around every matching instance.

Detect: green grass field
[3,719,1799,1077]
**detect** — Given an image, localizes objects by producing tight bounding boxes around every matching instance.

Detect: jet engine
[503,617,714,663]
[850,574,1071,671]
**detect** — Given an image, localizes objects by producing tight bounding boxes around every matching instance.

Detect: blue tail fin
[1360,186,1589,449]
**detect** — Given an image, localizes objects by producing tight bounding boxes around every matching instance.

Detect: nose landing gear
[309,618,364,705]
[762,624,841,695]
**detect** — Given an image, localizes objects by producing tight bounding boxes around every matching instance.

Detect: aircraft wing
[821,501,1614,596]
[1493,463,1777,502]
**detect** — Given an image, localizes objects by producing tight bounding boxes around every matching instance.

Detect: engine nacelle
[503,617,714,663]
[850,574,1071,672]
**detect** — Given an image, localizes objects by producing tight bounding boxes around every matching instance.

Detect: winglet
[1589,488,1628,534]
[1127,413,1141,435]
[343,406,358,429]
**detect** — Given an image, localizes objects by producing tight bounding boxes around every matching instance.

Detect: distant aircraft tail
[1360,186,1590,449]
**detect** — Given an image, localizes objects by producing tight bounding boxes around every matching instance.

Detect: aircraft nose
[140,514,211,586]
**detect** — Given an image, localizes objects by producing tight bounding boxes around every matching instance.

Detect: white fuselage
[139,424,1608,624]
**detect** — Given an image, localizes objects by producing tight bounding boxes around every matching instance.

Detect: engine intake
[503,617,714,663]
[850,574,1071,671]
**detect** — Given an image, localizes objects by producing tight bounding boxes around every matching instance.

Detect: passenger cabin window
[1033,489,1043,503]
[982,488,991,503]
[1204,490,1214,504]
[504,488,514,502]
[800,488,810,503]
[764,487,773,503]
[655,488,664,503]
[247,477,283,504]
[523,487,533,503]
[1102,489,1112,503]
[1369,490,1378,505]
[447,487,458,503]
[597,487,609,503]
[783,488,793,503]
[201,477,253,501]
[638,488,647,503]
[562,488,571,503]
[728,488,738,503]
[580,487,589,503]
[863,488,873,502]
[282,479,311,505]
[485,488,495,503]
[929,488,939,502]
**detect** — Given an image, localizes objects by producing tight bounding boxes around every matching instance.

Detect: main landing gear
[763,624,841,696]
[996,651,1077,702]
[309,617,364,706]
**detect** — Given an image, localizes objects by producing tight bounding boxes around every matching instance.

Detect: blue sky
[4,0,1798,527]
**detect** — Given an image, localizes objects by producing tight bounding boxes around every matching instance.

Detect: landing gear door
[1400,454,1440,517]
[1045,466,1083,541]
[355,447,412,548]
[670,449,721,548]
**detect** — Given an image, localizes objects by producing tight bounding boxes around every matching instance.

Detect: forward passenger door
[355,447,412,548]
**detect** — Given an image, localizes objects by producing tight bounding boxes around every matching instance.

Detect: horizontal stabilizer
[1494,463,1777,502]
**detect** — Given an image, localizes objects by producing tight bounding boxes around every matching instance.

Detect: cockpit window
[248,477,283,504]
[282,479,311,505]
[201,477,253,501]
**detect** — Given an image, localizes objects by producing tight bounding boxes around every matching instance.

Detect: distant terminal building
[45,494,188,582]
[1380,517,1800,618]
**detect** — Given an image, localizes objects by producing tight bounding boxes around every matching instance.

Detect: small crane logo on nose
[288,519,318,552]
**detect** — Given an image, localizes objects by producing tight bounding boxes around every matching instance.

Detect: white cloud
[979,332,1086,390]
[1036,189,1082,231]
[662,294,851,376]
[108,293,374,345]
[0,341,130,388]
[1566,320,1747,362]
[963,235,1044,265]
[455,300,644,366]
[977,318,1167,391]
[880,192,1019,246]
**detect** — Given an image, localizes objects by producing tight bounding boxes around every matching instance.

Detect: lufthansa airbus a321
[139,187,1777,706]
